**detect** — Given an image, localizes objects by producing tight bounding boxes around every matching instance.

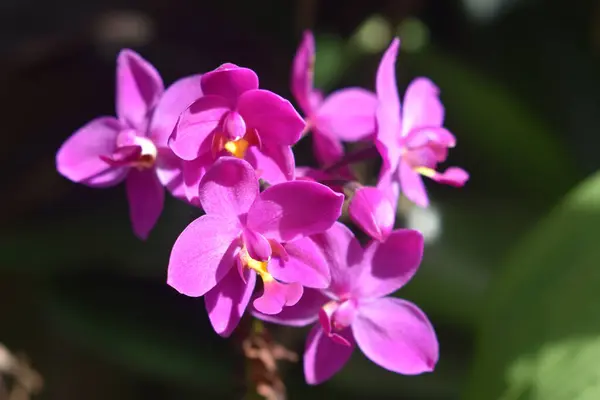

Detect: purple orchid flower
[56,49,204,239]
[348,186,395,241]
[292,30,378,167]
[169,63,306,205]
[375,38,469,209]
[254,222,438,385]
[167,157,344,337]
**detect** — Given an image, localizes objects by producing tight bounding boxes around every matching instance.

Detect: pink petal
[149,74,204,146]
[247,181,344,242]
[404,127,456,149]
[353,297,438,375]
[126,169,164,239]
[377,164,401,214]
[155,148,185,199]
[205,267,256,337]
[348,186,395,242]
[316,88,377,141]
[201,63,259,106]
[312,127,345,167]
[354,229,424,299]
[430,167,469,187]
[304,325,354,385]
[401,77,444,136]
[56,117,128,187]
[245,144,295,184]
[116,49,164,130]
[99,145,142,167]
[169,95,230,160]
[310,222,365,298]
[198,157,259,217]
[237,89,306,146]
[399,160,429,208]
[181,153,212,206]
[375,38,402,171]
[242,229,272,261]
[291,30,316,115]
[269,237,330,289]
[251,288,328,327]
[222,110,246,139]
[167,214,241,297]
[253,280,303,315]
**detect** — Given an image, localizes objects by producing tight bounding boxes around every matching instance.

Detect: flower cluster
[56,32,468,384]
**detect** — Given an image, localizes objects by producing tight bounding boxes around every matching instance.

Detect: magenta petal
[201,64,259,105]
[155,148,185,199]
[375,38,402,170]
[377,165,401,216]
[269,238,330,289]
[100,145,142,167]
[116,49,164,130]
[291,30,315,115]
[198,157,259,217]
[312,127,345,167]
[205,267,257,337]
[355,229,424,299]
[253,280,303,315]
[167,214,241,297]
[169,95,230,160]
[316,88,377,141]
[242,229,272,261]
[310,222,365,298]
[349,186,395,242]
[252,288,328,327]
[56,117,128,187]
[237,89,306,146]
[304,325,354,385]
[181,153,212,206]
[247,181,343,243]
[399,160,429,208]
[353,297,438,375]
[149,74,204,146]
[401,77,444,136]
[246,144,295,184]
[223,111,247,139]
[404,127,456,149]
[430,167,469,187]
[125,169,164,240]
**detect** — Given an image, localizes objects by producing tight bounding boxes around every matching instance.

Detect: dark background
[1,0,599,399]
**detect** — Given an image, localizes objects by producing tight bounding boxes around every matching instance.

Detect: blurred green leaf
[406,47,581,205]
[465,170,600,399]
[314,34,345,90]
[43,273,232,394]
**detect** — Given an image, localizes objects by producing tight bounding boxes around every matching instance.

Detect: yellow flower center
[133,136,158,170]
[414,166,436,178]
[239,246,274,283]
[224,137,250,159]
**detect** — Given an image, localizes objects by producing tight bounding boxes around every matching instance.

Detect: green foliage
[466,171,600,400]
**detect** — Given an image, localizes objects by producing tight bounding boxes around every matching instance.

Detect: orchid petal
[401,77,444,136]
[430,167,469,187]
[375,38,402,170]
[291,30,315,115]
[404,127,456,149]
[348,186,395,242]
[399,160,429,208]
[310,222,365,298]
[181,153,212,206]
[353,297,438,375]
[155,148,185,200]
[311,127,345,167]
[56,117,128,187]
[316,88,377,141]
[245,144,295,184]
[149,74,203,146]
[304,325,354,385]
[116,49,164,130]
[198,157,259,217]
[169,95,230,160]
[205,267,256,337]
[126,169,164,240]
[242,229,272,262]
[247,181,343,242]
[251,288,328,327]
[354,229,424,299]
[269,237,330,289]
[167,214,241,297]
[201,64,258,106]
[237,89,305,146]
[253,280,303,315]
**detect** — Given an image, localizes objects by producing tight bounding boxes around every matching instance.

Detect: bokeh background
[2,0,600,398]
